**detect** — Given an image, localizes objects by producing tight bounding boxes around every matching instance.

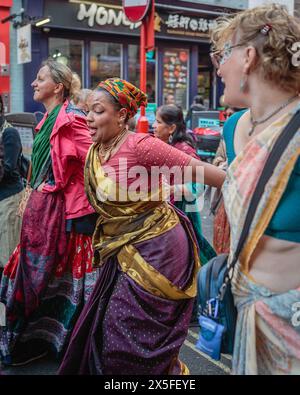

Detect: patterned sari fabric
[223,109,300,374]
[213,199,230,255]
[0,190,97,362]
[58,143,200,375]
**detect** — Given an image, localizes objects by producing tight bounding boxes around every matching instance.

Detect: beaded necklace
[249,95,298,136]
[98,128,128,163]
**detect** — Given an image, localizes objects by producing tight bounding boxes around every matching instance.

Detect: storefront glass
[162,48,189,111]
[49,38,84,81]
[197,71,211,109]
[90,42,122,89]
[198,52,212,109]
[128,45,156,103]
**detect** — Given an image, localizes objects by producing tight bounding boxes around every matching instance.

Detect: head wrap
[97,78,148,119]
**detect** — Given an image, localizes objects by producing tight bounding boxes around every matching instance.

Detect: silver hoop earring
[168,135,173,144]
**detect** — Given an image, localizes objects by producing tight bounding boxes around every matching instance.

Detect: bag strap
[218,108,300,300]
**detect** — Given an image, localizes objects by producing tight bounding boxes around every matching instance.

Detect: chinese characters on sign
[164,14,217,36]
[74,3,217,38]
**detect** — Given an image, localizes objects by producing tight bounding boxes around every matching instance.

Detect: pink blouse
[173,141,198,160]
[103,133,193,191]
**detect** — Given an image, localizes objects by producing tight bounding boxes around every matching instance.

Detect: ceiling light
[35,17,51,27]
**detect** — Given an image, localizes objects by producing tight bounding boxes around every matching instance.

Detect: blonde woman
[210,4,300,374]
[0,59,97,366]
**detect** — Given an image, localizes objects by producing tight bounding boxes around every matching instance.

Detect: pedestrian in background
[211,3,300,374]
[58,78,225,375]
[153,104,216,265]
[153,104,216,325]
[0,94,24,280]
[164,93,175,105]
[185,95,206,129]
[73,88,92,114]
[0,59,98,367]
[70,72,81,101]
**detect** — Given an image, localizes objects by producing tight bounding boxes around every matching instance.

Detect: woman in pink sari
[58,78,225,375]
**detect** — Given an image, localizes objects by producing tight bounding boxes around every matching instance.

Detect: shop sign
[17,24,32,65]
[77,3,141,29]
[155,13,218,38]
[45,1,217,40]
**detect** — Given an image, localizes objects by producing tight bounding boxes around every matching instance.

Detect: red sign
[122,0,150,23]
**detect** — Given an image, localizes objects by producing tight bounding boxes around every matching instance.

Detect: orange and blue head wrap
[97,78,148,119]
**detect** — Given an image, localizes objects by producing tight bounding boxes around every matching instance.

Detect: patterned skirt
[0,190,98,362]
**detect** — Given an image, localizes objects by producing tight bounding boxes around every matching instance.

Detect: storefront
[23,0,234,113]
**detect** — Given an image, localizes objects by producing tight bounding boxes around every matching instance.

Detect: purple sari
[58,209,196,375]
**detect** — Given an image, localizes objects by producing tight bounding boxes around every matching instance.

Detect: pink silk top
[173,141,198,160]
[102,134,193,192]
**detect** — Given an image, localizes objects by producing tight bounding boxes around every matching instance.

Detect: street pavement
[1,196,231,375]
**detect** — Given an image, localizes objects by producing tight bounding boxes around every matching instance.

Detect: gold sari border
[117,244,198,300]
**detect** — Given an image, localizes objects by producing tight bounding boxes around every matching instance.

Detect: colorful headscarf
[97,78,147,119]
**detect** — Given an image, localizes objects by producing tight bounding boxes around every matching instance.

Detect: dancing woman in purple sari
[58,78,225,375]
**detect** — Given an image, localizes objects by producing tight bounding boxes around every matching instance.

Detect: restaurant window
[198,52,212,109]
[90,42,122,89]
[128,45,156,103]
[197,71,211,108]
[49,38,84,82]
[162,48,189,111]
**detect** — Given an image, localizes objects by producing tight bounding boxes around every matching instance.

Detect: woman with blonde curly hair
[210,4,300,374]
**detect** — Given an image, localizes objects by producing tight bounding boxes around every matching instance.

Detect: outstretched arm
[188,157,225,189]
[135,135,226,189]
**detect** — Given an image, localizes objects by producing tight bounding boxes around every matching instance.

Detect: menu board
[162,49,189,111]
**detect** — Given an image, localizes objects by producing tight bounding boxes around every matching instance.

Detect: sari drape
[223,108,300,374]
[59,143,200,375]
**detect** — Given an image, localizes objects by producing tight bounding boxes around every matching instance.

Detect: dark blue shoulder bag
[197,108,300,361]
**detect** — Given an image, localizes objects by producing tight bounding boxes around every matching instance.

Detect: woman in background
[0,95,24,280]
[153,104,216,266]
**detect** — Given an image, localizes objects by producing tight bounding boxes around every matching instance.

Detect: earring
[239,75,248,92]
[168,134,173,144]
